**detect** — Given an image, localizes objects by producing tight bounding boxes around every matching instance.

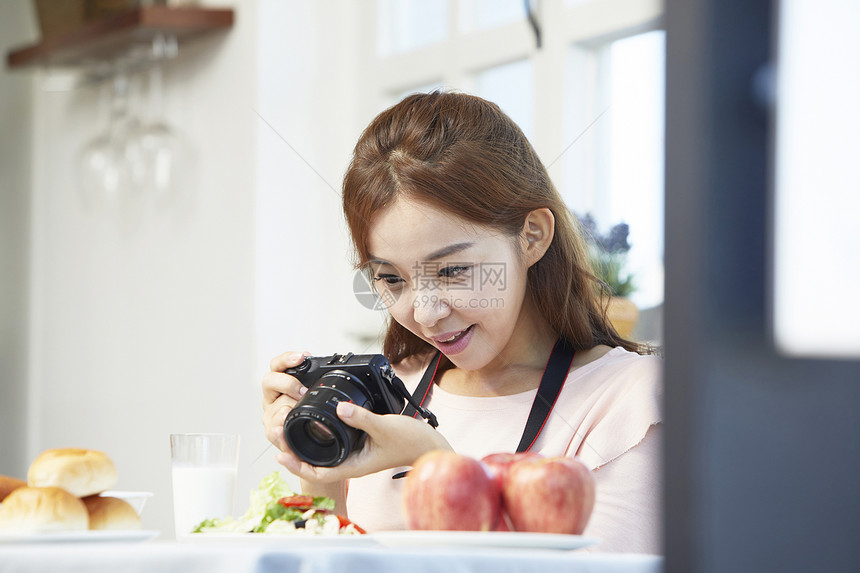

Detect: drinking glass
[169,433,240,538]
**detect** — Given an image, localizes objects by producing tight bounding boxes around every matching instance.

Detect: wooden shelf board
[7,6,234,69]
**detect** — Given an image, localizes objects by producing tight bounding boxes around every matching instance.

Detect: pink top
[346,346,663,553]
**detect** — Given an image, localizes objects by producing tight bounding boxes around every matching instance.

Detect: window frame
[355,0,665,312]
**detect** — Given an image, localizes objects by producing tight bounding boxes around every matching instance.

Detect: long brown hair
[342,91,647,363]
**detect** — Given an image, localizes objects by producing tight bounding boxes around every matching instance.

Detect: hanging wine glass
[126,34,180,201]
[78,132,118,207]
[77,72,136,207]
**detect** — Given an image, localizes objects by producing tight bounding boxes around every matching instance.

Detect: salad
[191,472,365,535]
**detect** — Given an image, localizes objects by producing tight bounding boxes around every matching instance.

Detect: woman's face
[366,197,534,371]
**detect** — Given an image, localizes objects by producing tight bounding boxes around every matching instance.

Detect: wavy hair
[342,91,647,363]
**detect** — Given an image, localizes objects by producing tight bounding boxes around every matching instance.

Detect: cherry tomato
[277,495,315,509]
[336,514,367,534]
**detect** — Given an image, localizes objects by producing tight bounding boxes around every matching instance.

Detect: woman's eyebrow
[367,256,393,266]
[425,242,474,261]
[368,242,475,267]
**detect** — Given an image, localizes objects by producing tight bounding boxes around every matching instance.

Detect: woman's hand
[261,350,312,452]
[274,401,453,484]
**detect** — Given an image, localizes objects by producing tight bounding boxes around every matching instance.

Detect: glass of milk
[169,433,239,538]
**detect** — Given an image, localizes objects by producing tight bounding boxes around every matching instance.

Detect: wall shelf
[6,6,234,70]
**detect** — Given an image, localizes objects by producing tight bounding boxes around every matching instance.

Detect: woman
[262,91,662,553]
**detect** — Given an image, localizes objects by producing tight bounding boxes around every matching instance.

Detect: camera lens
[306,420,336,445]
[283,372,373,467]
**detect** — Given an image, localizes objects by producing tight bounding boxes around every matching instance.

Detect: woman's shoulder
[562,346,663,469]
[575,345,662,381]
[585,346,662,402]
[562,345,662,436]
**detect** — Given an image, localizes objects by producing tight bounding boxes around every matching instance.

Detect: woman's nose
[411,291,451,328]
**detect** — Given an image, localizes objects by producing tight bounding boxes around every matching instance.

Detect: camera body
[283,353,406,467]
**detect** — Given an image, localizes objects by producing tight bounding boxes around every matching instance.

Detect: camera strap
[401,352,442,421]
[403,336,576,453]
[516,336,576,452]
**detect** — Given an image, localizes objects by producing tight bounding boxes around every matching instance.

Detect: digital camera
[283,353,421,467]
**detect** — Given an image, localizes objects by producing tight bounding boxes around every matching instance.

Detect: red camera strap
[403,337,575,453]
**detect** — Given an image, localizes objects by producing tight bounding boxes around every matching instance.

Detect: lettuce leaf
[246,471,296,518]
[252,503,304,533]
[191,471,295,534]
[190,471,342,534]
[191,517,234,533]
[312,496,336,511]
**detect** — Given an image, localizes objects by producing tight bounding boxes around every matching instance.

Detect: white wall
[0,0,35,480]
[26,0,263,536]
[255,0,385,370]
[0,0,390,540]
[257,0,383,365]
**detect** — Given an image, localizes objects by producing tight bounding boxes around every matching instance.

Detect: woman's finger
[269,350,312,373]
[263,395,297,450]
[274,450,345,484]
[334,401,377,433]
[262,371,307,405]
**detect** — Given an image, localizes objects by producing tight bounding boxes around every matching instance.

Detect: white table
[0,539,663,573]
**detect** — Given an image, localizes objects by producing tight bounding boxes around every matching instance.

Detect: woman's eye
[439,265,471,279]
[373,274,405,288]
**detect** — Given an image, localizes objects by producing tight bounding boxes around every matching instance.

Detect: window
[366,0,665,334]
[377,0,449,56]
[562,30,666,310]
[772,0,860,357]
[461,0,524,32]
[474,59,535,141]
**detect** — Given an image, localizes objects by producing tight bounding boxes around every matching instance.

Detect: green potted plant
[575,212,639,338]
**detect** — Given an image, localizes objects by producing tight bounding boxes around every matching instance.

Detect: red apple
[480,452,543,531]
[402,451,501,531]
[502,456,595,534]
[481,452,544,491]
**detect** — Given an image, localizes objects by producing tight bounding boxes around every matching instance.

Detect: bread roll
[82,496,141,530]
[0,487,88,532]
[28,448,117,497]
[0,475,28,502]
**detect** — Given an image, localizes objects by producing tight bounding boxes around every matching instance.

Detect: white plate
[180,532,375,546]
[0,530,159,545]
[371,530,599,551]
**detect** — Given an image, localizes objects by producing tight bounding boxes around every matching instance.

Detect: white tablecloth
[0,539,662,573]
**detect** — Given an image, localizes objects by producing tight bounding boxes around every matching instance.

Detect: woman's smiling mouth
[430,325,475,354]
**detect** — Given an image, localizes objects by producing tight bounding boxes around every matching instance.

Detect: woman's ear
[521,208,555,267]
